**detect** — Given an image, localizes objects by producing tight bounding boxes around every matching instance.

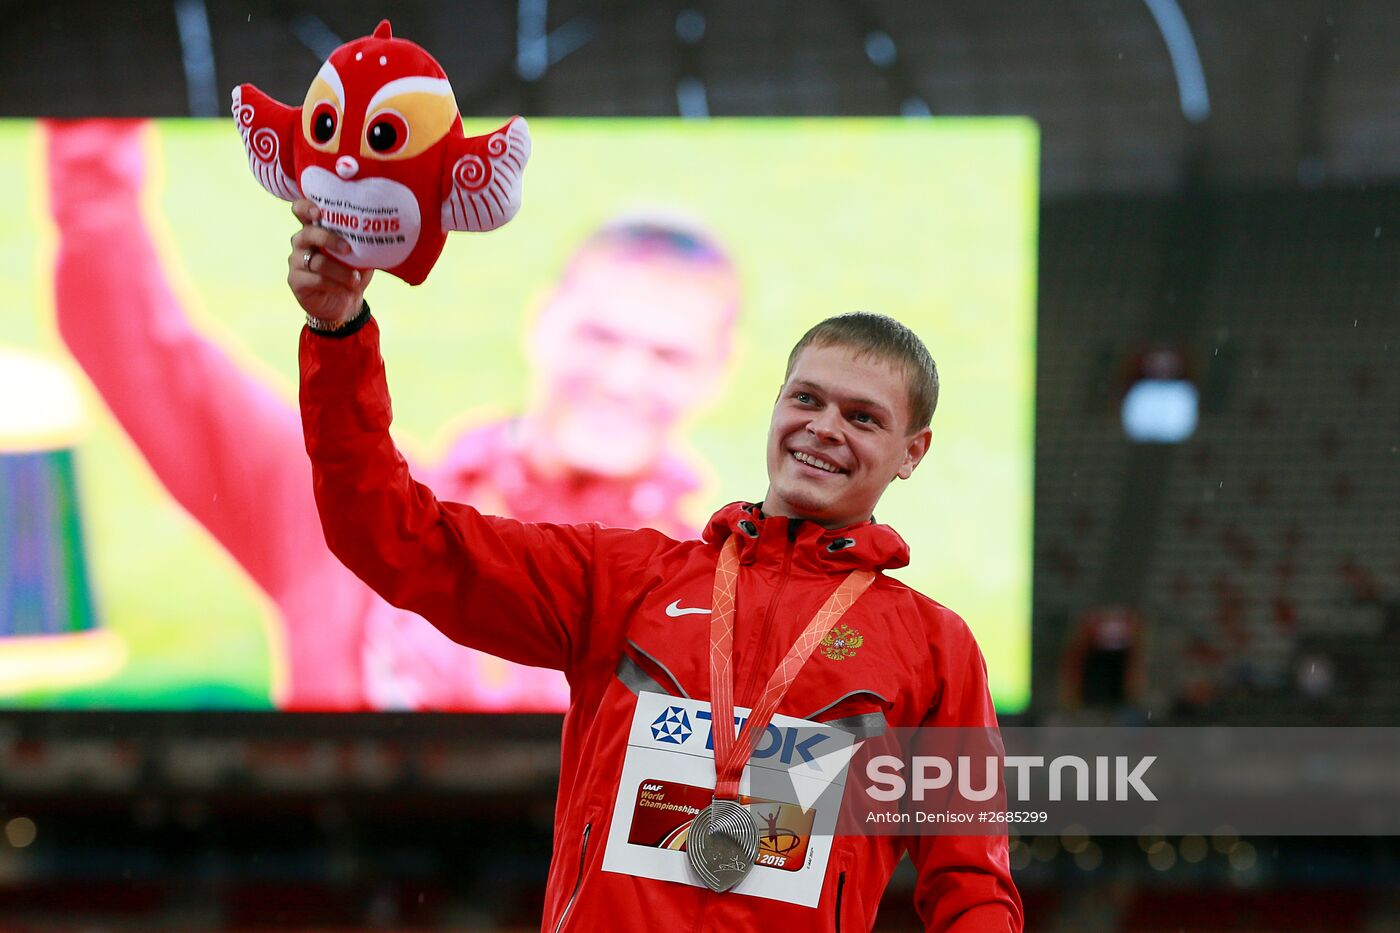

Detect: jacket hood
[702,501,910,572]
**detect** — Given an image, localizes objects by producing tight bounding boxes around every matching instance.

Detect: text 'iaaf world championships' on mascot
[232,19,530,285]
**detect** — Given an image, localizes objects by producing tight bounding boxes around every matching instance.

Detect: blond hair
[785,312,938,431]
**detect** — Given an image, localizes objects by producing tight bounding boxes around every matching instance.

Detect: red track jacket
[300,318,1023,932]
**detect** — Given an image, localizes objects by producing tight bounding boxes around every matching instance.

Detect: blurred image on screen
[2,116,1037,713]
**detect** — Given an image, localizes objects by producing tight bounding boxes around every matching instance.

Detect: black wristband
[306,300,372,339]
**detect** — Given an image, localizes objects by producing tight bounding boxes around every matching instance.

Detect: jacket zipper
[738,527,798,708]
[834,870,846,932]
[553,822,591,933]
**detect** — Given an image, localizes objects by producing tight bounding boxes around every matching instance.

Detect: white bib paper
[601,691,857,907]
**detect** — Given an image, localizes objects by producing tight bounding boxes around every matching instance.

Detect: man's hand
[287,199,373,327]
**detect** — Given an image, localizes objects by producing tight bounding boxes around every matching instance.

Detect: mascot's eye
[366,112,408,154]
[311,103,337,143]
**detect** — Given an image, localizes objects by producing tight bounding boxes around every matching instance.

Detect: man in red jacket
[291,193,1022,931]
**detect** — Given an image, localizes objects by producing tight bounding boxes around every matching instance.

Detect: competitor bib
[601,691,858,907]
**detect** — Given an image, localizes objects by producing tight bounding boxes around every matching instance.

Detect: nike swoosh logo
[665,600,711,617]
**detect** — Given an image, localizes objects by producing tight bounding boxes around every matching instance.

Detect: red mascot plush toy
[232,19,530,285]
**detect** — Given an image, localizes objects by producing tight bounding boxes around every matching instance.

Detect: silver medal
[686,798,759,893]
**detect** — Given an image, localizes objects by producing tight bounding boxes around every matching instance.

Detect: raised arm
[45,119,329,596]
[298,316,607,671]
[291,205,602,670]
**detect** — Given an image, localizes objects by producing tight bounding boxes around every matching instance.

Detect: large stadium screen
[1,117,1037,713]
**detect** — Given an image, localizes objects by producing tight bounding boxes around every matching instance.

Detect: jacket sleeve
[905,609,1024,932]
[46,119,331,600]
[299,317,595,671]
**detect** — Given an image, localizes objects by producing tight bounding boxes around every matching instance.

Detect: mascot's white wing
[231,84,302,202]
[440,116,531,232]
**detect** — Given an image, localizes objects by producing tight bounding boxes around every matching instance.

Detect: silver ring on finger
[302,249,316,271]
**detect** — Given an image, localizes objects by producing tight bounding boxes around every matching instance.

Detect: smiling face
[763,343,932,529]
[524,245,737,478]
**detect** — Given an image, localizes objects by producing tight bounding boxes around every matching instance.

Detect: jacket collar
[702,501,910,573]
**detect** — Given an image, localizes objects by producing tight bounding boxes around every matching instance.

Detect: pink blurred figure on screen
[44,119,739,711]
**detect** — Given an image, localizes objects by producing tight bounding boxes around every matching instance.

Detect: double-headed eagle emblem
[819,624,864,661]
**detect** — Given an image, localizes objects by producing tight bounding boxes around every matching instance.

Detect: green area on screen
[0,117,1037,712]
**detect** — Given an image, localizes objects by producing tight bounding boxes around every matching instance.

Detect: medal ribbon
[708,533,875,800]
